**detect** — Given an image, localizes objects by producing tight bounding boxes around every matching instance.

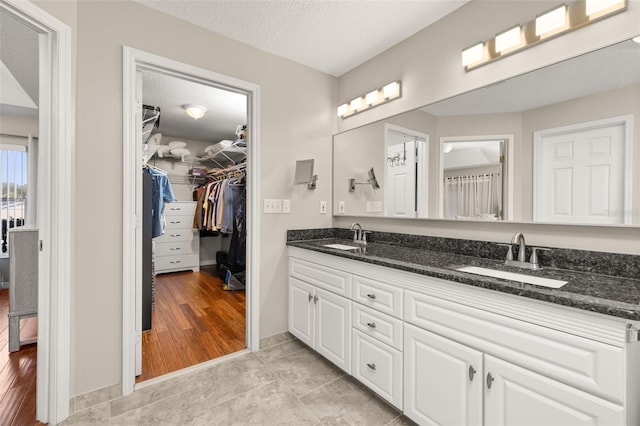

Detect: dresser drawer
[404,289,625,403]
[289,257,351,298]
[352,274,403,319]
[154,229,197,243]
[352,329,402,409]
[353,303,403,351]
[164,215,194,229]
[165,202,196,216]
[154,240,198,256]
[155,254,199,272]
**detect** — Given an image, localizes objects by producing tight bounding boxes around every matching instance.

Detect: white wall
[335,0,640,254]
[34,0,336,397]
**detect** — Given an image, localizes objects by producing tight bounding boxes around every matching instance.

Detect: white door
[535,120,627,224]
[403,323,483,426]
[288,277,314,347]
[385,140,417,217]
[484,355,624,425]
[134,70,143,376]
[315,286,351,373]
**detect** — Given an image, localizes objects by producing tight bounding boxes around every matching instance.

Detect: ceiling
[134,0,469,77]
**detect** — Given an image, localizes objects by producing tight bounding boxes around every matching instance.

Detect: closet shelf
[196,139,246,168]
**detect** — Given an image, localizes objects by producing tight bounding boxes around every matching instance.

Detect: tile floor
[62,334,416,425]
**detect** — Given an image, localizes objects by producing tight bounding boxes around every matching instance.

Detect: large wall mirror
[333,38,640,226]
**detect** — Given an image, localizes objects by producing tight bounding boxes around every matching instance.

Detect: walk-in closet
[138,69,248,382]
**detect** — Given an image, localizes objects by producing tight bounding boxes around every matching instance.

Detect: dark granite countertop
[287,238,640,321]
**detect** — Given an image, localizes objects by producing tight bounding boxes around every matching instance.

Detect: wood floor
[136,265,246,383]
[0,288,42,426]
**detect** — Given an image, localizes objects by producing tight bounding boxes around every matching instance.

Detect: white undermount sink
[323,243,361,250]
[456,266,567,289]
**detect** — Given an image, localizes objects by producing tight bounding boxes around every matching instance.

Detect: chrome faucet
[349,222,371,245]
[511,232,527,262]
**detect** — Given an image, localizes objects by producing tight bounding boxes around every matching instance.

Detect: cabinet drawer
[353,275,402,319]
[165,202,195,216]
[289,257,351,297]
[154,240,198,256]
[404,289,625,403]
[352,329,402,409]
[154,229,197,243]
[353,303,403,351]
[155,254,199,272]
[164,215,194,229]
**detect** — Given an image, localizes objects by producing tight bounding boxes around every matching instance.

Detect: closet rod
[0,133,39,140]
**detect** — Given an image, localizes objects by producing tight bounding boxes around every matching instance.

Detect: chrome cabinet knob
[469,365,477,381]
[487,372,495,389]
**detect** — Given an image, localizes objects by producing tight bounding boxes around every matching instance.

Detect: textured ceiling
[0,10,39,116]
[142,69,247,144]
[133,0,469,77]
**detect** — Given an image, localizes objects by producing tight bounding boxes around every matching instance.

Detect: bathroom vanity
[287,232,640,425]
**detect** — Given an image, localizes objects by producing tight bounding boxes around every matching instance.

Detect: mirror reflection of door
[384,125,428,218]
[534,116,631,224]
[440,139,505,220]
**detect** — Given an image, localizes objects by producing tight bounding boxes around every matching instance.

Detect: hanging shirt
[144,167,176,238]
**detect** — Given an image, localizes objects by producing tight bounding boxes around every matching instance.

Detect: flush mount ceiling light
[183,104,207,120]
[535,5,567,37]
[463,0,627,71]
[495,26,522,53]
[337,80,402,119]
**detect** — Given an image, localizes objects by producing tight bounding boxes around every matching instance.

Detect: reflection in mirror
[439,137,509,221]
[384,125,428,218]
[332,38,640,225]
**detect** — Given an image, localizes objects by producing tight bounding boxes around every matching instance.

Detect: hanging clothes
[143,166,176,238]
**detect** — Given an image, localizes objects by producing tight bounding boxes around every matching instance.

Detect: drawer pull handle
[366,363,376,370]
[313,295,318,304]
[170,248,181,251]
[486,372,494,389]
[170,221,181,224]
[169,261,181,264]
[469,365,476,382]
[366,293,376,299]
[170,234,181,237]
[308,293,313,302]
[366,322,376,329]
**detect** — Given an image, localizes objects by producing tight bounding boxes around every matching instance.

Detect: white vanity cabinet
[288,258,352,373]
[287,247,640,426]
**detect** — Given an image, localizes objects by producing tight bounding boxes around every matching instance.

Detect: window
[1,144,27,253]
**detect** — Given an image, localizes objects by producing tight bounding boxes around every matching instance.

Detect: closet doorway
[123,48,260,395]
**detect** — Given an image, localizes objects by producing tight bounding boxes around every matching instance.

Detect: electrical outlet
[373,201,383,212]
[282,199,291,214]
[338,201,345,214]
[320,201,327,214]
[264,199,282,213]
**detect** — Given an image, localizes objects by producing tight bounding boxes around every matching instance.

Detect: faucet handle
[361,230,372,244]
[530,247,551,265]
[496,243,514,261]
[351,229,360,241]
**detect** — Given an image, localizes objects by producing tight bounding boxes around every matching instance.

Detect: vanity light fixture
[495,26,522,53]
[463,0,627,71]
[337,81,402,119]
[461,42,485,67]
[535,5,567,37]
[183,104,207,120]
[634,36,640,44]
[586,0,625,18]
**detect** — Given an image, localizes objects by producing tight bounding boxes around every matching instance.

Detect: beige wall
[0,114,39,138]
[32,0,335,397]
[336,0,640,254]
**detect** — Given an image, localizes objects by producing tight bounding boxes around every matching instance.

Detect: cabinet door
[404,323,483,426]
[484,355,624,426]
[289,277,314,347]
[315,287,351,374]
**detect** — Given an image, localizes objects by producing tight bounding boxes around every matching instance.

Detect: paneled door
[534,118,629,224]
[385,140,417,217]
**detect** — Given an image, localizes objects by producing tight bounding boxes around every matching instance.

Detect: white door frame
[533,115,633,224]
[122,47,261,396]
[0,0,72,423]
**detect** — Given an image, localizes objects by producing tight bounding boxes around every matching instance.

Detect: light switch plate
[282,199,291,214]
[264,199,282,213]
[338,201,345,214]
[320,201,327,214]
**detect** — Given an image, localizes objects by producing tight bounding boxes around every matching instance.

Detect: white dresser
[153,201,199,274]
